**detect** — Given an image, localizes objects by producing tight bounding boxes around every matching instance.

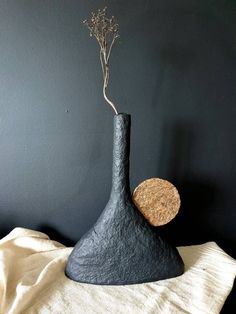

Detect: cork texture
[132,178,181,226]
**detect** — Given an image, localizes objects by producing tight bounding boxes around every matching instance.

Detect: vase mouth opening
[115,112,129,115]
[114,112,130,118]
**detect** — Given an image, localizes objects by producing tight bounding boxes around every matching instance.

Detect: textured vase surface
[65,113,184,285]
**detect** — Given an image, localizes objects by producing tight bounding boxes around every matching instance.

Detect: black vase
[65,113,184,285]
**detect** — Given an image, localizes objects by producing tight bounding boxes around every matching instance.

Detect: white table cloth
[0,228,235,314]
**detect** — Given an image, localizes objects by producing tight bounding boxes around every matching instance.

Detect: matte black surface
[0,0,235,255]
[66,114,184,284]
[0,0,235,306]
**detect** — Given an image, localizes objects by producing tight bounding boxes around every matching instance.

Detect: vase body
[65,113,184,285]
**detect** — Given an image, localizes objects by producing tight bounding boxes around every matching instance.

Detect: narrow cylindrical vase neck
[110,113,131,200]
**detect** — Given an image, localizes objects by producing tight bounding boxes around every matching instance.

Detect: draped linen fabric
[0,228,235,314]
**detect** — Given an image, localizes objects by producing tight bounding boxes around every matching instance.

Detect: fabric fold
[0,228,235,314]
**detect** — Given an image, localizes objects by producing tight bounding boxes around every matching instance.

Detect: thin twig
[107,35,116,62]
[83,8,119,114]
[103,82,118,115]
[100,50,105,78]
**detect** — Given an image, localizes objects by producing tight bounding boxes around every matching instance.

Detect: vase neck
[110,113,131,200]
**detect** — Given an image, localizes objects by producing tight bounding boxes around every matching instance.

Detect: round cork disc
[132,178,181,226]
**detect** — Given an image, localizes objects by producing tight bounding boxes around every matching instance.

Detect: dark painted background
[0,0,235,310]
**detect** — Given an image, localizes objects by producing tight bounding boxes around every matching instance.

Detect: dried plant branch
[99,50,105,77]
[107,33,118,62]
[83,7,119,115]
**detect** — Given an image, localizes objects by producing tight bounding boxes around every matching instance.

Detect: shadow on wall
[0,213,17,240]
[0,220,76,247]
[156,120,227,246]
[0,207,77,246]
[38,224,76,247]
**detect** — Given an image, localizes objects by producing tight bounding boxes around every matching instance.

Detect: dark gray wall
[0,0,235,254]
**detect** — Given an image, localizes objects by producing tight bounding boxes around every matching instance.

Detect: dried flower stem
[83,7,119,114]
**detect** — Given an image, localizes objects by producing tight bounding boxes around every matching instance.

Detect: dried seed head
[83,7,119,50]
[82,7,119,114]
